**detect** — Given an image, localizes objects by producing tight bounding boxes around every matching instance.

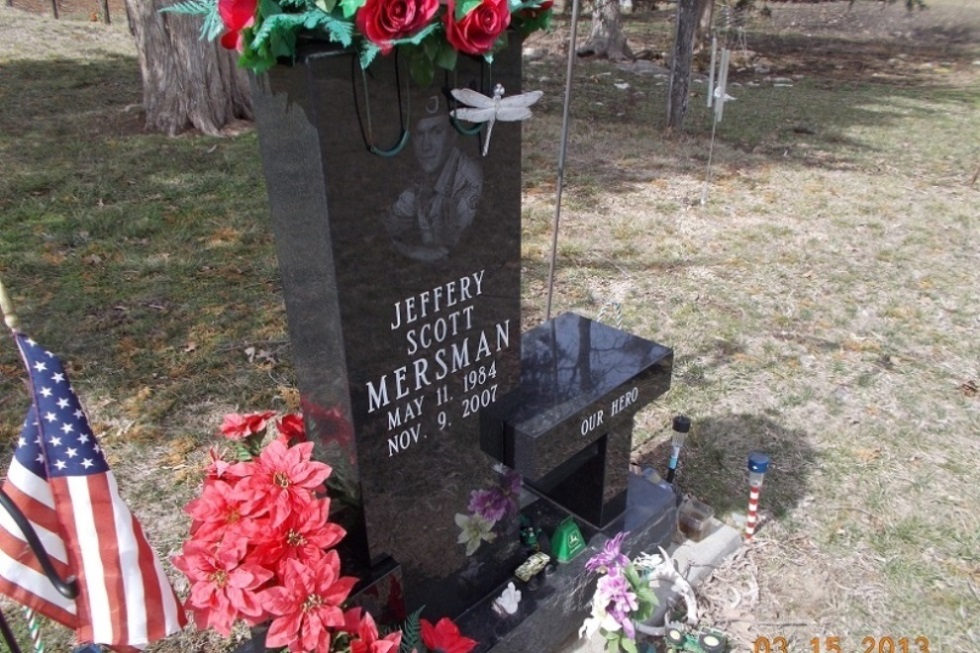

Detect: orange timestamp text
[753,636,930,653]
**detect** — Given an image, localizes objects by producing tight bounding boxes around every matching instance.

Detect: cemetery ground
[0,0,977,650]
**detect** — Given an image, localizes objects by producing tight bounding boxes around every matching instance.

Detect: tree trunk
[124,0,252,136]
[577,0,632,61]
[665,0,697,132]
[694,0,714,51]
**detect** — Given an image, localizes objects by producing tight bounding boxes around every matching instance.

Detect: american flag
[0,332,186,650]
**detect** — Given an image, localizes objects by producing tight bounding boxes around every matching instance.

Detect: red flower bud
[217,0,256,51]
[445,0,511,57]
[356,0,440,52]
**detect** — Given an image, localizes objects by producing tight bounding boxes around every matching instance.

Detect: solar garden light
[745,452,771,542]
[665,415,690,484]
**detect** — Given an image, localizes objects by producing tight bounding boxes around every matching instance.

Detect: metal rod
[545,0,582,321]
[707,34,717,108]
[0,488,79,599]
[0,608,25,653]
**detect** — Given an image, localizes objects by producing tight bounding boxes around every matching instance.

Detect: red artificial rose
[356,0,439,53]
[217,0,257,50]
[445,0,511,56]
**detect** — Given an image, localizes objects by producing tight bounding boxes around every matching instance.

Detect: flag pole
[545,0,582,321]
[0,276,20,332]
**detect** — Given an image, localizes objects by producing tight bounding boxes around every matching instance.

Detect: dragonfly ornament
[451,84,544,156]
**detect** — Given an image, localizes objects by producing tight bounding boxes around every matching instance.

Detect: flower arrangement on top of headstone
[163,0,553,85]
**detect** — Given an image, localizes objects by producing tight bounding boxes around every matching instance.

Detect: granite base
[456,474,679,653]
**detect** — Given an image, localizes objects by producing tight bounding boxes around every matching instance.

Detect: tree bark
[577,0,632,61]
[124,0,252,136]
[694,0,714,51]
[665,0,697,132]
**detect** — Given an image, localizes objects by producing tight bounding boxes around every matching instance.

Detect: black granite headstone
[251,39,680,653]
[251,43,525,618]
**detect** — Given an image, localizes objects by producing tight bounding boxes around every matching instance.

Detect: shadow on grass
[0,54,143,135]
[634,412,816,523]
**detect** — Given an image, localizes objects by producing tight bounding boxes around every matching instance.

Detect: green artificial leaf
[633,601,653,623]
[359,43,381,70]
[158,0,223,40]
[158,0,212,16]
[512,1,553,37]
[203,10,224,41]
[271,27,297,58]
[314,0,338,11]
[638,583,658,604]
[310,12,355,47]
[259,0,283,17]
[455,0,481,20]
[390,22,439,47]
[621,637,638,653]
[422,32,439,61]
[434,41,457,71]
[250,14,290,51]
[624,564,642,587]
[510,0,543,10]
[241,41,278,72]
[409,49,435,88]
[231,440,253,461]
[339,0,366,18]
[398,606,425,653]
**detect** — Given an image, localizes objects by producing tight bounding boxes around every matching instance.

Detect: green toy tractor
[663,623,728,653]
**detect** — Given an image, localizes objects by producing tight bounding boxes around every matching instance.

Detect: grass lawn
[1,0,978,650]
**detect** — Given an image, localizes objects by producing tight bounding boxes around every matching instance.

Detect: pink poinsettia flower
[217,0,257,51]
[172,539,273,635]
[262,554,359,653]
[275,413,307,446]
[249,498,345,567]
[184,478,268,545]
[421,617,478,653]
[345,607,402,653]
[233,440,332,526]
[204,446,240,482]
[220,410,276,441]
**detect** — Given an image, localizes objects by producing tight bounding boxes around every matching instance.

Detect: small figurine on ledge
[519,514,543,553]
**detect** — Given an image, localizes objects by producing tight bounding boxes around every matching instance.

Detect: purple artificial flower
[585,531,630,574]
[596,572,639,638]
[502,470,522,498]
[468,488,510,523]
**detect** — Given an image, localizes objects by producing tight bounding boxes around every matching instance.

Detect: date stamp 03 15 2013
[752,636,931,653]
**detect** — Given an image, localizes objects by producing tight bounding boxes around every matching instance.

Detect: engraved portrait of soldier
[382,96,484,262]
